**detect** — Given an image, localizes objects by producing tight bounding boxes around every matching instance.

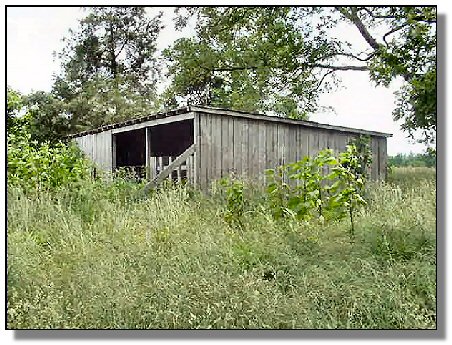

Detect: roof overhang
[66,105,392,139]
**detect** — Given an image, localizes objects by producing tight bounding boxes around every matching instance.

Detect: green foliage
[387,166,436,191]
[265,145,370,236]
[392,67,436,144]
[163,7,334,118]
[265,165,291,220]
[7,123,91,192]
[166,6,436,144]
[7,168,436,329]
[266,150,338,222]
[54,7,163,131]
[362,7,436,144]
[389,152,436,168]
[329,145,368,236]
[23,91,70,143]
[7,87,26,135]
[8,87,70,144]
[218,176,247,228]
[347,135,372,180]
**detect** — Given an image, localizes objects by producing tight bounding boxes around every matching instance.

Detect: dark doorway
[113,119,194,180]
[114,128,146,178]
[150,119,194,156]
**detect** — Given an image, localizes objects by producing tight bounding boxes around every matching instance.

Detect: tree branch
[206,62,368,73]
[315,70,335,91]
[337,7,380,51]
[335,52,375,62]
[382,23,409,45]
[360,8,436,23]
[114,40,128,59]
[309,63,369,71]
[209,65,260,72]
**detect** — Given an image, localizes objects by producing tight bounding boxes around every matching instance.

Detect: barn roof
[66,105,392,139]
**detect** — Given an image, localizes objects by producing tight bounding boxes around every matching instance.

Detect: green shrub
[265,145,369,236]
[218,176,247,228]
[7,124,91,192]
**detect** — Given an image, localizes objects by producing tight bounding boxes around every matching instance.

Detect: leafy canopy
[7,88,91,191]
[164,7,339,119]
[53,7,164,131]
[164,6,436,144]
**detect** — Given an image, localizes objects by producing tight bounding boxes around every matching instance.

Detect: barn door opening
[148,119,194,182]
[112,119,194,182]
[113,128,146,179]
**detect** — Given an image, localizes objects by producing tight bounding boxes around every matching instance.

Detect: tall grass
[7,168,436,329]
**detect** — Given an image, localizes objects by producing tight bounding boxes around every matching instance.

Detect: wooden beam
[142,144,196,193]
[145,127,151,180]
[190,106,391,138]
[111,134,117,173]
[194,113,200,187]
[112,112,195,135]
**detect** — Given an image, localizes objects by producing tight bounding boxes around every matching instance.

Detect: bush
[7,123,91,191]
[265,145,369,236]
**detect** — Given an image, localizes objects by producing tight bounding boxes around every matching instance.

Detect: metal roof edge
[65,106,192,139]
[66,105,392,139]
[190,105,392,138]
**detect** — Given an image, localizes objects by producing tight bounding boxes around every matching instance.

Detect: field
[7,167,436,329]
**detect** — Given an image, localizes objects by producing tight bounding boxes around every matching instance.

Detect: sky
[6,6,429,155]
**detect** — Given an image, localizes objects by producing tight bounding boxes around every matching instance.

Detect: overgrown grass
[7,167,436,329]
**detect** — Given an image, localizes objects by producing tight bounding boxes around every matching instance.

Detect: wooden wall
[74,129,113,171]
[195,112,388,190]
[73,110,388,188]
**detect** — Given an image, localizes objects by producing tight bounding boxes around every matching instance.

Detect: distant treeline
[388,152,436,168]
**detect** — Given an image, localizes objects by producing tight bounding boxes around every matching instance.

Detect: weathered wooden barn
[68,106,391,190]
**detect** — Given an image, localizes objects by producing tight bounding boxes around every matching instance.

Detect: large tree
[53,7,163,131]
[164,6,436,143]
[163,7,338,119]
[338,6,436,145]
[23,91,70,143]
[7,87,69,144]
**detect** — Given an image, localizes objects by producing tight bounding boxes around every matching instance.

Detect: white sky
[6,6,430,155]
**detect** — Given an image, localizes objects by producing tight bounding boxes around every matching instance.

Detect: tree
[23,91,70,143]
[163,7,340,119]
[337,7,436,145]
[7,87,24,135]
[53,7,163,131]
[164,7,436,143]
[8,87,69,144]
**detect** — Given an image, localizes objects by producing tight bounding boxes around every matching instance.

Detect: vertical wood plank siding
[74,131,112,171]
[199,113,210,190]
[371,136,379,180]
[257,121,266,182]
[194,112,201,187]
[73,110,387,190]
[233,117,242,176]
[197,112,387,188]
[378,137,387,180]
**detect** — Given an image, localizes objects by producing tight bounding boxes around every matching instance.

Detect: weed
[7,168,436,329]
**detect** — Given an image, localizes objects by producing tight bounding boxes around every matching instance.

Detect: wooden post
[177,165,181,183]
[150,157,156,180]
[194,113,200,188]
[158,156,163,175]
[168,157,173,181]
[186,155,191,184]
[145,127,151,180]
[112,134,117,174]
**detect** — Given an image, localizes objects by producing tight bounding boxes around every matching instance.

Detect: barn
[68,105,391,190]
